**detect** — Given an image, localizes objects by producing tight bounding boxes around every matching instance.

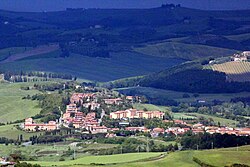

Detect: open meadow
[0,82,41,123]
[134,42,236,60]
[28,152,164,166]
[25,145,250,167]
[116,86,250,104]
[0,51,184,82]
[172,112,238,127]
[132,103,170,112]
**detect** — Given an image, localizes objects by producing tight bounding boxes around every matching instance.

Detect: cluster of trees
[29,135,63,144]
[3,71,76,82]
[15,162,41,167]
[172,102,250,127]
[181,132,250,150]
[28,93,70,122]
[0,134,26,146]
[64,39,110,58]
[108,60,250,94]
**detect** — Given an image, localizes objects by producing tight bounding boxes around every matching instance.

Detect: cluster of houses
[62,103,107,134]
[22,92,250,137]
[149,120,250,137]
[110,109,165,119]
[231,51,250,62]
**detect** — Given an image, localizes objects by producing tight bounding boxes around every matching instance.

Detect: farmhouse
[110,109,164,119]
[24,118,57,131]
[231,51,250,62]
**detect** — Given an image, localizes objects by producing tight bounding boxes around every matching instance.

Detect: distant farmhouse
[231,51,250,62]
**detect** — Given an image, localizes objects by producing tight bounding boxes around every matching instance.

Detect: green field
[172,112,237,127]
[133,103,170,112]
[20,145,250,167]
[0,143,118,161]
[28,153,163,166]
[188,113,238,127]
[116,86,250,104]
[134,42,236,60]
[172,113,197,119]
[0,52,184,82]
[0,124,43,140]
[193,150,250,167]
[0,82,41,123]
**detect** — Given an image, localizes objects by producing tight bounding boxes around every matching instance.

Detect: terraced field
[212,61,250,82]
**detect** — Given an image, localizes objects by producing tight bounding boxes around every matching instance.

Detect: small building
[66,103,78,113]
[91,126,108,134]
[24,118,57,131]
[104,98,123,105]
[82,102,100,110]
[110,109,164,119]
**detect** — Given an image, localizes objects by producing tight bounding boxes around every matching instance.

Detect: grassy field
[0,142,119,161]
[133,103,170,112]
[0,124,43,140]
[186,113,237,127]
[172,112,237,127]
[22,145,250,167]
[212,61,250,82]
[116,86,250,104]
[172,113,197,119]
[193,150,250,167]
[0,52,184,82]
[0,82,41,123]
[134,42,236,60]
[28,153,163,166]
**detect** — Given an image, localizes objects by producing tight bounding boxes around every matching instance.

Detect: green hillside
[0,52,184,82]
[1,7,250,81]
[108,58,250,93]
[0,82,41,123]
[134,42,237,60]
[24,145,250,167]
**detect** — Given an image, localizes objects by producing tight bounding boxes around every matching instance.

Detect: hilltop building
[110,109,165,119]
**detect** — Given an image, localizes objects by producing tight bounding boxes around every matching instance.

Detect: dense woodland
[108,61,250,93]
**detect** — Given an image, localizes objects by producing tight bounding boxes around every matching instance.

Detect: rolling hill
[134,41,237,60]
[0,6,250,81]
[25,145,250,167]
[107,59,250,93]
[212,61,250,82]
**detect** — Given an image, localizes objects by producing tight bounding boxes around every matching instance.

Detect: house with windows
[110,109,164,119]
[24,118,57,131]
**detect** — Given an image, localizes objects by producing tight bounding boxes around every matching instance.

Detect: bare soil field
[0,44,59,63]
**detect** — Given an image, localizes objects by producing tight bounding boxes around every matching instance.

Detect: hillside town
[22,90,250,138]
